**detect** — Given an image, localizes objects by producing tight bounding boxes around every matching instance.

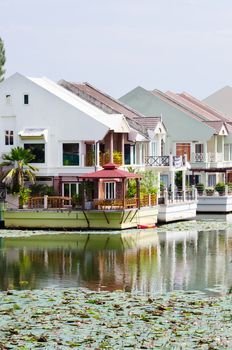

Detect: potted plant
[205,187,215,196]
[196,183,205,196]
[19,187,31,209]
[215,182,225,196]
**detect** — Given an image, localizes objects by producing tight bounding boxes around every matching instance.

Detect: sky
[1,0,232,99]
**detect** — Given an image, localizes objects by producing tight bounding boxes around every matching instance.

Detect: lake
[0,227,232,294]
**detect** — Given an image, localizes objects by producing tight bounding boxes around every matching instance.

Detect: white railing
[192,152,224,163]
[160,187,197,204]
[145,154,186,168]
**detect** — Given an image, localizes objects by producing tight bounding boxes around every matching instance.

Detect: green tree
[1,147,38,192]
[0,37,6,82]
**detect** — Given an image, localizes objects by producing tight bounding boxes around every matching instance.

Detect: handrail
[28,196,72,209]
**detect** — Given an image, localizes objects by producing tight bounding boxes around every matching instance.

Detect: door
[176,143,191,160]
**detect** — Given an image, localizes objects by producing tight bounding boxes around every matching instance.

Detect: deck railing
[93,194,157,210]
[160,188,197,204]
[28,196,72,209]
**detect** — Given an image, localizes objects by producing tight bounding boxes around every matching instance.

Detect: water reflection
[0,229,232,295]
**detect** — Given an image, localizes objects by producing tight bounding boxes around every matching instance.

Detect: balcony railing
[192,152,224,163]
[28,196,72,209]
[93,194,157,210]
[145,155,185,168]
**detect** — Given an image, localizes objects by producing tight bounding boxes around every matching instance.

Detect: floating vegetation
[1,219,232,239]
[0,288,231,349]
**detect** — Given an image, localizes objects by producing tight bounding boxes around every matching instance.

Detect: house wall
[0,73,111,177]
[120,87,214,155]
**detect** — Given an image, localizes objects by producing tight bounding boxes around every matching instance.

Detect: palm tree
[1,147,38,192]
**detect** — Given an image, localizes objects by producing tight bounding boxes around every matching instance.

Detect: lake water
[0,228,232,295]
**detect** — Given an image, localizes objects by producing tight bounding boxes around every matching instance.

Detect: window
[5,130,14,145]
[24,143,45,163]
[105,182,115,200]
[63,183,79,197]
[208,174,216,187]
[224,144,232,161]
[151,141,157,156]
[195,144,204,154]
[6,94,11,105]
[24,94,29,105]
[63,143,79,166]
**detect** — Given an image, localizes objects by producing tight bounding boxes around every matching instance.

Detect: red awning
[79,163,141,179]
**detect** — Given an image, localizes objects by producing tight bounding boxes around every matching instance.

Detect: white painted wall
[0,73,112,176]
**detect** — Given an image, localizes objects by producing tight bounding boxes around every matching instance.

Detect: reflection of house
[120,87,232,187]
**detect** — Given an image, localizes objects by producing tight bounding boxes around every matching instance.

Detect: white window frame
[208,174,216,187]
[224,144,232,161]
[23,141,46,165]
[104,182,116,200]
[62,141,81,167]
[151,141,157,156]
[62,183,79,197]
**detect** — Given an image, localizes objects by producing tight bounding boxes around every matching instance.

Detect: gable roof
[27,75,130,133]
[59,81,164,139]
[203,86,232,117]
[152,89,232,134]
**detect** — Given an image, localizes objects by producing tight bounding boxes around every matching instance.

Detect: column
[110,131,114,163]
[182,170,186,202]
[121,134,125,166]
[130,145,134,165]
[222,136,225,162]
[214,135,217,162]
[204,141,207,162]
[171,171,175,202]
[96,142,100,167]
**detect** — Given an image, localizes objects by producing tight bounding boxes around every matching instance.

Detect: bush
[215,182,225,195]
[196,183,205,191]
[196,183,205,195]
[205,187,214,196]
[30,184,55,196]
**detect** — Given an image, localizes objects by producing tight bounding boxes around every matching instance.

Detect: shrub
[30,184,55,196]
[215,182,225,195]
[205,187,214,196]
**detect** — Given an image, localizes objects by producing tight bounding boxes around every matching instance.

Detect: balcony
[191,152,224,164]
[145,155,186,168]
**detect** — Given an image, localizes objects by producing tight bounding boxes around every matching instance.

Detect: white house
[0,73,133,197]
[0,73,170,199]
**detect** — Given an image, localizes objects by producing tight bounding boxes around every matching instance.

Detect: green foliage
[71,194,80,208]
[140,169,158,195]
[175,171,182,189]
[215,182,225,194]
[19,187,31,207]
[30,184,55,196]
[196,183,205,193]
[0,37,6,82]
[205,187,214,196]
[1,147,38,192]
[127,179,136,198]
[126,168,158,197]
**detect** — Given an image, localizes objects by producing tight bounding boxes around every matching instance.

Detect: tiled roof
[152,89,232,134]
[59,81,153,138]
[179,92,232,122]
[133,117,162,130]
[59,81,146,119]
